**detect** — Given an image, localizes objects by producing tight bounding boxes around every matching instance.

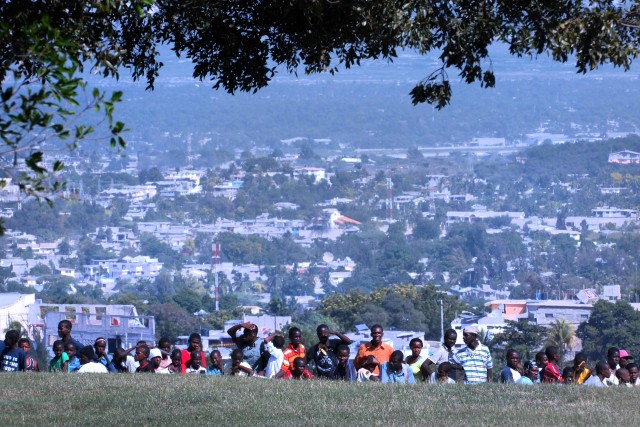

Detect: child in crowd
[263,333,285,379]
[1,330,26,372]
[542,346,563,383]
[357,355,380,382]
[158,337,173,369]
[283,357,313,380]
[206,350,224,376]
[225,348,253,376]
[517,360,540,385]
[562,367,574,384]
[18,338,39,372]
[334,344,356,382]
[429,362,455,384]
[167,349,184,374]
[572,352,591,384]
[135,345,152,373]
[627,363,639,386]
[94,337,116,372]
[186,350,207,374]
[49,340,69,373]
[616,367,631,387]
[113,347,137,373]
[535,351,548,382]
[65,342,81,372]
[77,346,108,374]
[405,338,427,382]
[150,348,168,373]
[381,350,415,384]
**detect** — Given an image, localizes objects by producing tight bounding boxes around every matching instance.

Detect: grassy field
[1,374,639,426]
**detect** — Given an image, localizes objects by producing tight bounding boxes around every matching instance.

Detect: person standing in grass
[306,324,353,379]
[181,333,207,372]
[277,327,306,378]
[606,347,620,385]
[572,352,591,384]
[424,329,460,382]
[150,348,169,374]
[381,350,416,384]
[356,355,381,382]
[58,320,84,354]
[500,349,523,383]
[354,325,393,376]
[516,360,540,385]
[94,337,117,372]
[186,350,207,374]
[1,330,26,372]
[541,346,563,383]
[18,338,39,372]
[619,349,633,369]
[65,342,81,373]
[135,345,153,373]
[616,367,631,386]
[535,352,548,382]
[404,338,428,382]
[225,348,254,376]
[49,340,69,373]
[262,333,285,379]
[428,362,456,384]
[167,349,184,374]
[227,321,268,372]
[584,361,611,387]
[451,325,492,384]
[206,350,224,376]
[113,347,137,373]
[333,344,357,382]
[77,346,108,373]
[283,357,313,380]
[157,337,173,370]
[625,363,639,385]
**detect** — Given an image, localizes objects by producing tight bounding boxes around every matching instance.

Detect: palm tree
[3,320,27,338]
[545,319,576,357]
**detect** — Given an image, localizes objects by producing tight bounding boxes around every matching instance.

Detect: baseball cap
[463,325,479,335]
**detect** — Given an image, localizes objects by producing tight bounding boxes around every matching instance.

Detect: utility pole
[439,299,444,343]
[212,243,220,311]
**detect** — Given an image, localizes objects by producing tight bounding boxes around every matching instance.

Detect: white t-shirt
[224,361,252,376]
[185,366,206,374]
[78,362,108,373]
[428,372,456,384]
[264,341,284,379]
[510,368,522,382]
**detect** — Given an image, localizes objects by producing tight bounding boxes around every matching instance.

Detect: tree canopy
[3,0,640,230]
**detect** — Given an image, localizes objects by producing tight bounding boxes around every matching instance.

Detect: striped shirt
[451,343,493,384]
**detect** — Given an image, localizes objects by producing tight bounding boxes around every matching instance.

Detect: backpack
[313,344,338,378]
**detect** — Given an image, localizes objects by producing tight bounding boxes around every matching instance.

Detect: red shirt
[283,369,313,380]
[281,343,306,373]
[181,349,207,373]
[542,362,564,383]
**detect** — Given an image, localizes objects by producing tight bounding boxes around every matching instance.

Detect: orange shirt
[281,343,306,372]
[354,342,394,375]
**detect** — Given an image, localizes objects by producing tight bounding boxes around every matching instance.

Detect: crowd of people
[1,320,637,387]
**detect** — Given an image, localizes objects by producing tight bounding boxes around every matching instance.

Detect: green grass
[0,374,638,426]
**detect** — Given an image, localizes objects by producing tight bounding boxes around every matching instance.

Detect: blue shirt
[516,376,535,385]
[380,362,416,384]
[1,347,26,372]
[68,356,81,372]
[206,366,223,376]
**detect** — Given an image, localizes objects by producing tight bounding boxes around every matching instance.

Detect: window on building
[545,313,554,319]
